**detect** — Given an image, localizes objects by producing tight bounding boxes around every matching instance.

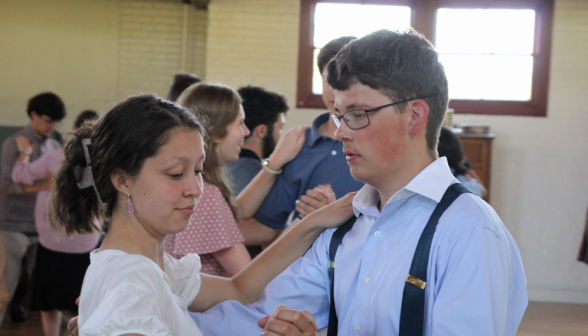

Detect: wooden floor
[1,302,587,335]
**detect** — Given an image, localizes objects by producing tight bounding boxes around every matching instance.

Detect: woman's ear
[111,169,131,196]
[408,100,430,136]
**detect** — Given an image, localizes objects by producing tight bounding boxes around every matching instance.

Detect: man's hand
[258,305,318,336]
[296,184,336,218]
[14,136,33,154]
[267,126,310,170]
[300,192,356,230]
[68,316,79,336]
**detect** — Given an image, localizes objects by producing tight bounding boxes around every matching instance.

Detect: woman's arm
[189,192,356,312]
[234,126,309,221]
[212,243,252,277]
[12,148,63,186]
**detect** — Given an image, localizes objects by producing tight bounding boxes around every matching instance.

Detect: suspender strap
[327,216,357,336]
[398,183,471,336]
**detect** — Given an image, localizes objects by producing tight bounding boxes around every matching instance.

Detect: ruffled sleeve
[79,281,171,336]
[165,183,244,256]
[165,253,202,304]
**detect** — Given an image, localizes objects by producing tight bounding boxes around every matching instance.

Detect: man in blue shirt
[237,36,364,249]
[192,29,527,336]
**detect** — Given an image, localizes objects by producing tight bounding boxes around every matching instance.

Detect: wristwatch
[261,159,282,175]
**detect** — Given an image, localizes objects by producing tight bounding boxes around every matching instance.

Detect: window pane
[437,8,536,101]
[312,48,322,95]
[436,8,536,55]
[440,54,533,101]
[312,3,411,94]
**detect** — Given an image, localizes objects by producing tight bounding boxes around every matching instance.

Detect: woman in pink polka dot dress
[165,83,308,277]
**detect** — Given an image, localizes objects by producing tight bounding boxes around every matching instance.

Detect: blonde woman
[165,83,308,276]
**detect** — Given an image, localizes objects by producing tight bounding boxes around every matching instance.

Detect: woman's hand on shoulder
[301,192,356,230]
[14,135,33,153]
[295,184,336,218]
[267,126,310,170]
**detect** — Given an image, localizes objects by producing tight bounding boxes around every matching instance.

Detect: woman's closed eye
[168,173,183,179]
[169,170,204,179]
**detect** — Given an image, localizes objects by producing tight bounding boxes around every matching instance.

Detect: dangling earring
[215,147,220,154]
[126,193,134,213]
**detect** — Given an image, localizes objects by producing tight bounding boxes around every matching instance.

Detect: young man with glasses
[0,92,65,325]
[189,29,527,336]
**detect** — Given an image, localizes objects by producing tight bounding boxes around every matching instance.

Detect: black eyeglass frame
[331,93,441,130]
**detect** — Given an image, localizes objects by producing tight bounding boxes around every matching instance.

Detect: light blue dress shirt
[192,158,527,336]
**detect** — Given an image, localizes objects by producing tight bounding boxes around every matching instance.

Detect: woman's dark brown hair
[176,82,241,217]
[50,94,206,235]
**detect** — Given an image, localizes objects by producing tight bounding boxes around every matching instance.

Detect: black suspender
[327,183,472,336]
[327,216,357,336]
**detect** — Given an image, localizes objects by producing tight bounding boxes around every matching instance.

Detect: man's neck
[317,115,337,139]
[28,124,46,140]
[375,152,434,211]
[240,140,262,159]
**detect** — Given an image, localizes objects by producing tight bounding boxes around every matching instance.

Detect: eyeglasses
[39,115,60,126]
[331,93,440,130]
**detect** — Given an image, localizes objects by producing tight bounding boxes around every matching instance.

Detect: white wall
[204,0,588,304]
[452,0,588,303]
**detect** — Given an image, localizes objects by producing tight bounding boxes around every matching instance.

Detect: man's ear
[111,169,132,197]
[254,124,267,139]
[408,100,429,135]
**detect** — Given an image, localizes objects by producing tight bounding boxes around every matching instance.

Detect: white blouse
[78,249,203,336]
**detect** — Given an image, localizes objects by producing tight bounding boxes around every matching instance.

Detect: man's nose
[335,120,351,142]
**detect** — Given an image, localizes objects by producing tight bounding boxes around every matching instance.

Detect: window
[297,0,553,117]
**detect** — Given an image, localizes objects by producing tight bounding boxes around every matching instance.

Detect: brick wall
[117,0,208,100]
[0,0,208,127]
[204,0,321,122]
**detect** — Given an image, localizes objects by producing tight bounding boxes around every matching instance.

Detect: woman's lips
[177,206,196,215]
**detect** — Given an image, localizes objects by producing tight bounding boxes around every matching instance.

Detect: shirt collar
[352,157,456,216]
[239,148,260,161]
[22,125,43,143]
[307,112,331,147]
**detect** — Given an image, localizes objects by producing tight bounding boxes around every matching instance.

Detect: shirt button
[375,231,381,237]
[364,277,369,283]
[331,150,337,155]
[355,325,360,331]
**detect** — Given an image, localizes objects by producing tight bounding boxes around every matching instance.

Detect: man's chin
[349,167,369,184]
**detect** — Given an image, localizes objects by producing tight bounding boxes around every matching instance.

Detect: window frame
[296,0,554,117]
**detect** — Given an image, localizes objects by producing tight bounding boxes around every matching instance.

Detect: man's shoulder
[440,193,510,243]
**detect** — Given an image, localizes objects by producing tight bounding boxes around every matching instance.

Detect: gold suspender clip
[405,274,426,289]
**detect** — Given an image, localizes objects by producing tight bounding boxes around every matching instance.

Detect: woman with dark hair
[52,94,352,335]
[437,127,484,197]
[165,83,308,276]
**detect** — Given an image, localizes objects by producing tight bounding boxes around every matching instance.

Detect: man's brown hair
[317,36,356,75]
[326,29,449,158]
